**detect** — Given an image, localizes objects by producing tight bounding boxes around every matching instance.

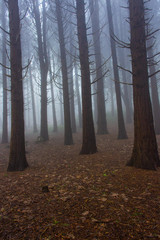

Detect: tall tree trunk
[74,61,82,129]
[127,0,160,170]
[106,0,128,139]
[49,59,58,132]
[55,0,73,145]
[147,39,160,134]
[29,67,38,133]
[114,4,133,124]
[1,1,8,144]
[33,0,49,141]
[59,90,64,126]
[69,37,77,133]
[8,0,28,171]
[76,0,97,154]
[110,78,115,118]
[89,0,108,134]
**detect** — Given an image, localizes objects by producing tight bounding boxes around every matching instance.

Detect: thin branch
[0,62,11,70]
[22,56,33,71]
[91,70,109,85]
[0,26,10,35]
[117,65,133,75]
[111,78,133,86]
[149,70,160,78]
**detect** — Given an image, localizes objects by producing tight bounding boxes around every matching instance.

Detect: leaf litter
[0,130,160,239]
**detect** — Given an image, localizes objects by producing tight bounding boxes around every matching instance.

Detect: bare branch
[0,62,11,70]
[0,26,10,35]
[91,70,109,85]
[117,65,133,75]
[111,78,133,86]
[149,70,160,78]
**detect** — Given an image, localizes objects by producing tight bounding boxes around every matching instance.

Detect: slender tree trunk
[114,4,133,124]
[59,90,64,126]
[49,59,58,132]
[74,61,82,129]
[127,0,160,170]
[33,0,49,141]
[1,1,8,144]
[109,77,115,118]
[89,0,108,134]
[76,0,97,154]
[147,39,160,134]
[69,36,76,133]
[106,0,128,139]
[8,0,28,171]
[29,68,38,133]
[55,0,73,145]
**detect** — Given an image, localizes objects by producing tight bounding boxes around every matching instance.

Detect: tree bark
[8,0,28,171]
[76,0,97,154]
[106,0,128,139]
[127,0,160,170]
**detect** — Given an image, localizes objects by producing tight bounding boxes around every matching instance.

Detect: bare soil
[0,127,160,240]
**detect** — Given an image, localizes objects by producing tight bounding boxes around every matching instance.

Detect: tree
[1,0,8,143]
[68,25,77,133]
[7,0,28,171]
[32,0,49,141]
[49,56,58,132]
[29,66,38,133]
[115,6,133,124]
[89,0,108,134]
[147,34,160,135]
[74,59,82,129]
[55,0,73,145]
[106,0,128,139]
[76,0,97,154]
[126,0,160,170]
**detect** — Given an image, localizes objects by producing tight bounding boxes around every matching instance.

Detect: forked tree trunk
[89,0,108,134]
[55,0,73,145]
[76,0,97,154]
[1,1,8,144]
[8,0,28,171]
[106,0,128,139]
[127,0,160,170]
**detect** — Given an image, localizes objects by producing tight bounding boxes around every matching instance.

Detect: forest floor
[0,126,160,240]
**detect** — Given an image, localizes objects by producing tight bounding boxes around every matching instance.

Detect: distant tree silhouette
[55,0,73,145]
[32,0,49,141]
[147,38,160,135]
[1,1,8,144]
[89,0,108,134]
[106,0,128,139]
